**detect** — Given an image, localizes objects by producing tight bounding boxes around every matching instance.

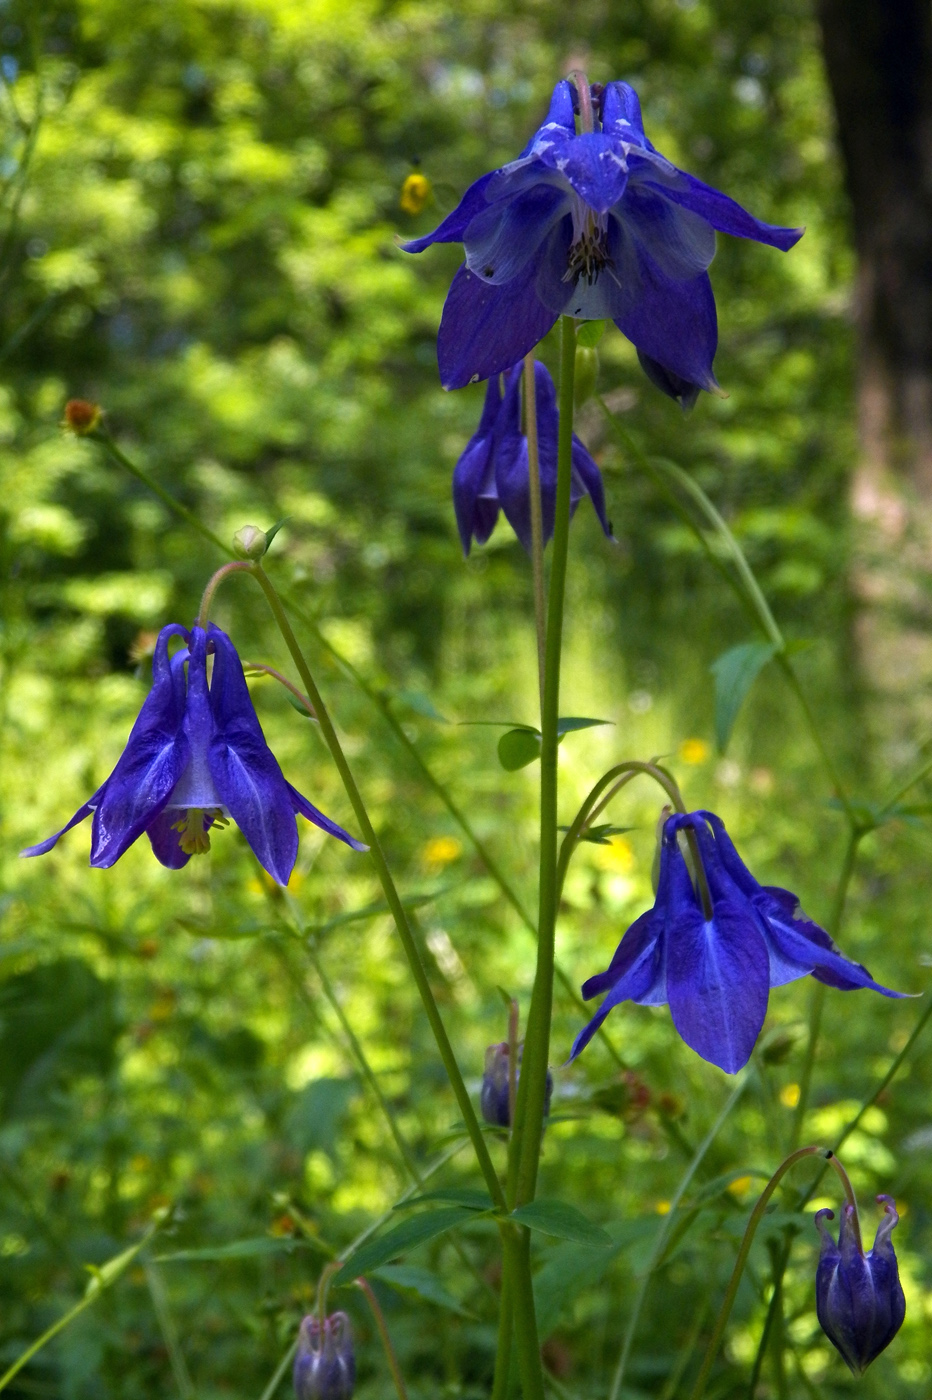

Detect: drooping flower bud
[233,524,269,559]
[480,1042,553,1128]
[294,1312,355,1400]
[815,1195,905,1374]
[63,399,102,435]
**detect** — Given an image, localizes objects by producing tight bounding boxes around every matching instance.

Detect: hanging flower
[454,359,612,553]
[571,811,904,1073]
[405,79,802,404]
[21,622,365,885]
[815,1196,906,1374]
[480,1041,553,1127]
[294,1312,355,1400]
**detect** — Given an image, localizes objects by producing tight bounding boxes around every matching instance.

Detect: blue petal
[599,82,652,149]
[20,788,103,858]
[580,905,663,1001]
[762,906,907,998]
[650,169,804,251]
[615,260,719,395]
[570,918,664,1060]
[620,182,717,280]
[571,436,613,537]
[89,624,191,868]
[287,784,368,852]
[534,131,629,214]
[637,352,703,409]
[494,362,558,550]
[203,623,299,886]
[665,899,770,1073]
[452,378,501,553]
[437,263,558,390]
[401,171,497,253]
[463,182,568,284]
[146,808,197,869]
[536,215,640,320]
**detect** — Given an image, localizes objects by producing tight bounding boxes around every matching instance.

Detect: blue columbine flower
[454,359,612,553]
[405,79,803,403]
[480,1041,554,1128]
[294,1312,355,1400]
[570,810,904,1073]
[815,1196,906,1374]
[21,622,365,885]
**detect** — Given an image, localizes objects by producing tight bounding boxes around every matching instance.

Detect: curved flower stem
[241,661,317,719]
[686,1147,856,1400]
[197,561,253,629]
[247,564,507,1212]
[93,427,231,556]
[356,1277,410,1400]
[524,354,547,714]
[556,760,686,903]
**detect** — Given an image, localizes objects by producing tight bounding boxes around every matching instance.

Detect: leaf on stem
[710,641,778,751]
[511,1199,611,1247]
[370,1264,473,1316]
[498,729,542,770]
[332,1206,479,1285]
[393,1188,493,1212]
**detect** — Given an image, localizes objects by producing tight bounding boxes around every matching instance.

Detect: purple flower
[454,359,612,553]
[480,1041,553,1128]
[405,79,803,404]
[294,1312,355,1400]
[570,811,904,1073]
[815,1196,905,1374]
[21,622,365,885]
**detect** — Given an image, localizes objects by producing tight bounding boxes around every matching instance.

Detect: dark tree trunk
[819,0,932,494]
[818,0,932,733]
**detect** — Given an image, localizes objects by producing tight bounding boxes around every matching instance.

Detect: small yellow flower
[400,171,431,215]
[679,737,710,765]
[594,835,635,873]
[423,835,462,867]
[780,1082,801,1109]
[727,1175,752,1198]
[655,1200,671,1215]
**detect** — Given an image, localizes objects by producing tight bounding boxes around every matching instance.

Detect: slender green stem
[524,354,547,714]
[248,563,507,1212]
[490,1263,514,1400]
[608,1075,748,1400]
[790,829,862,1150]
[256,1339,299,1400]
[687,1148,855,1400]
[145,1263,195,1399]
[94,429,230,555]
[198,561,252,628]
[356,1277,410,1400]
[0,1213,166,1394]
[242,661,317,719]
[876,748,932,817]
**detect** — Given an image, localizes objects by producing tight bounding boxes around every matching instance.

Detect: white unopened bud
[233,525,268,560]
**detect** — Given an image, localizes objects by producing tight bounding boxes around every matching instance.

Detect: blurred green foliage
[1,1,931,1397]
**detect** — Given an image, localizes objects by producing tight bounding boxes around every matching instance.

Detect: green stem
[94,428,230,555]
[145,1262,195,1399]
[356,1277,410,1400]
[256,1339,299,1400]
[0,1213,166,1394]
[608,1075,748,1400]
[524,354,547,714]
[490,1264,514,1400]
[876,747,932,817]
[198,561,252,628]
[790,828,862,1150]
[241,661,317,719]
[686,1147,855,1400]
[247,563,507,1213]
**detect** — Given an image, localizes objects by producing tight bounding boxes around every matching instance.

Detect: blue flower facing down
[570,811,905,1073]
[480,1041,554,1128]
[815,1196,905,1375]
[21,622,365,886]
[294,1312,355,1400]
[405,80,803,403]
[454,359,612,553]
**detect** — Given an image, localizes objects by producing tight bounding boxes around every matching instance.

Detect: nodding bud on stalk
[480,1042,553,1128]
[233,524,269,560]
[294,1312,355,1400]
[815,1195,906,1375]
[63,399,102,435]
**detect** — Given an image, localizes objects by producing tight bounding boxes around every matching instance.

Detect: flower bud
[815,1196,905,1374]
[480,1042,553,1128]
[294,1312,355,1400]
[233,525,269,560]
[63,399,102,435]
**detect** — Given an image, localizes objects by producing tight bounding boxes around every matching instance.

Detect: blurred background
[1,1,932,1396]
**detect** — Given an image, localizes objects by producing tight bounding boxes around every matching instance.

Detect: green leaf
[556,716,612,736]
[511,1199,611,1248]
[155,1237,306,1263]
[559,823,634,846]
[394,1188,493,1212]
[710,641,778,751]
[284,690,315,719]
[264,518,287,550]
[332,1207,475,1285]
[498,728,542,770]
[371,1264,473,1316]
[576,319,606,347]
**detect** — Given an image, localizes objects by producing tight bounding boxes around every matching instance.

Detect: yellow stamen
[171,808,228,856]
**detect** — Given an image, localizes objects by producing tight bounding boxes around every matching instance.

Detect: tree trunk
[818,0,932,736]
